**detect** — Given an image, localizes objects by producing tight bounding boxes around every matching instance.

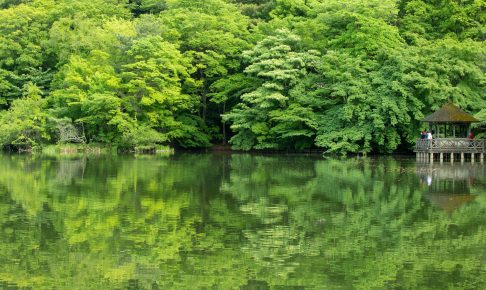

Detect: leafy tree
[129,0,167,16]
[0,0,130,108]
[0,83,49,150]
[230,0,276,20]
[159,0,251,139]
[209,73,256,143]
[121,35,209,147]
[472,109,486,139]
[399,0,486,42]
[50,51,132,144]
[48,17,136,65]
[0,3,52,106]
[224,29,321,150]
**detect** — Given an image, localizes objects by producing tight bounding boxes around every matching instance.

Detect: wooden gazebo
[416,103,484,162]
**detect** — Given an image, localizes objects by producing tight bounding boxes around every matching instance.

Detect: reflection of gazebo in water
[417,163,484,213]
[416,103,485,163]
[426,194,475,214]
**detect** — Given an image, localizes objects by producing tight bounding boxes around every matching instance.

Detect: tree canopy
[0,0,484,153]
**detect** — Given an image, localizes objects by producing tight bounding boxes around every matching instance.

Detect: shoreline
[1,143,418,157]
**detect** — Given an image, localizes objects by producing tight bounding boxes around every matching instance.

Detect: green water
[0,153,485,289]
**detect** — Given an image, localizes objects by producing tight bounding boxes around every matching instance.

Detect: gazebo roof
[422,103,479,123]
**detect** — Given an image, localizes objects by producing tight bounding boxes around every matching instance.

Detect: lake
[0,153,485,289]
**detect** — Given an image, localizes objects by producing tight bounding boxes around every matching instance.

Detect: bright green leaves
[49,31,210,148]
[408,38,486,110]
[50,51,129,144]
[399,0,486,41]
[0,0,484,153]
[0,3,51,104]
[159,0,250,133]
[0,83,49,150]
[122,35,209,147]
[223,10,426,154]
[472,109,486,139]
[0,0,130,106]
[327,14,404,56]
[270,0,313,18]
[122,36,192,115]
[314,48,418,154]
[224,29,321,150]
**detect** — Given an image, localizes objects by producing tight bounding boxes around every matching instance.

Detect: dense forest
[0,0,484,153]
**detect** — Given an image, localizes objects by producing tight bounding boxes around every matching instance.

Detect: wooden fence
[416,138,485,153]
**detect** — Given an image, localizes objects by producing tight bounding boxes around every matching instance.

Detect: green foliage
[50,51,130,144]
[472,109,486,139]
[0,3,51,105]
[159,0,251,132]
[230,0,275,19]
[0,0,484,152]
[121,35,209,147]
[0,83,49,150]
[399,0,486,42]
[223,29,320,150]
[129,0,167,16]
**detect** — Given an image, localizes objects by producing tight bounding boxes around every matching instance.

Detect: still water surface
[0,153,485,289]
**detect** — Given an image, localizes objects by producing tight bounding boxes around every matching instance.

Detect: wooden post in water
[480,153,484,163]
[471,153,475,163]
[450,152,454,163]
[430,153,434,163]
[461,152,464,163]
[440,152,443,163]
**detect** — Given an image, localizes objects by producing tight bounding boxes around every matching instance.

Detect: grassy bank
[40,144,174,156]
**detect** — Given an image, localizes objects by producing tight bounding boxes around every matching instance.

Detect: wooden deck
[415,138,485,163]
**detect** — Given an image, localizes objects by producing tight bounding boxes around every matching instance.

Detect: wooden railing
[416,138,485,152]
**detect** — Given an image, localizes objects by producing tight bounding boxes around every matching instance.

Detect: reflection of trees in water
[223,156,486,288]
[0,154,485,289]
[0,154,236,289]
[56,158,87,184]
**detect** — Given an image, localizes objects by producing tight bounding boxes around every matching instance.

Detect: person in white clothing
[427,131,432,139]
